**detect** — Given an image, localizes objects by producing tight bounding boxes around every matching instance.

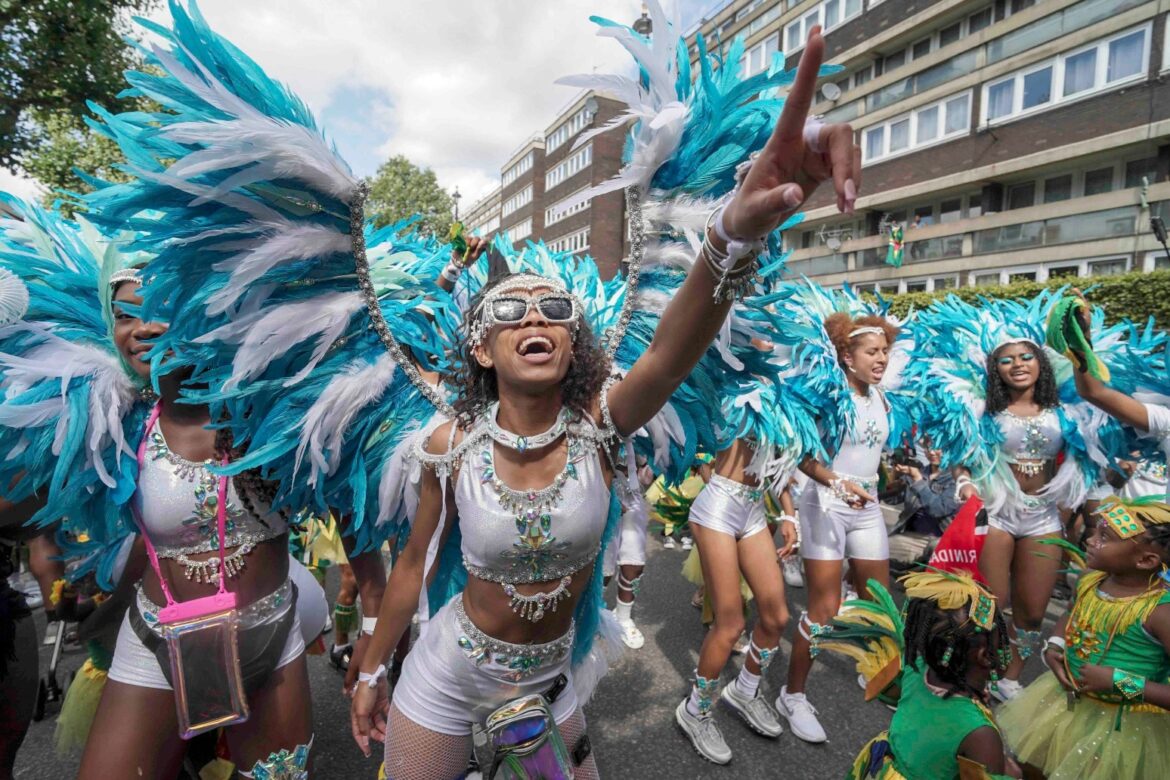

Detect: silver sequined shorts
[391,597,577,736]
[987,495,1062,538]
[687,475,769,540]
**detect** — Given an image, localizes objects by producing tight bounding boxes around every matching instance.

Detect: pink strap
[131,403,229,607]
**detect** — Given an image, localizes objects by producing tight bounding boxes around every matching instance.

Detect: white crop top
[995,408,1063,463]
[135,426,287,558]
[831,390,889,479]
[455,430,611,585]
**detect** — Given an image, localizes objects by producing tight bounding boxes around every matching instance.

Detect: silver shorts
[798,485,888,561]
[604,495,648,575]
[390,597,578,737]
[686,475,769,541]
[108,580,304,691]
[987,495,1062,538]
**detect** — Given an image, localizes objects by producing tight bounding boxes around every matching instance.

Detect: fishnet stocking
[384,704,472,780]
[382,705,598,780]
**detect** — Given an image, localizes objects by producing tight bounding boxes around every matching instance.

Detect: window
[470,214,500,236]
[1107,29,1145,81]
[968,193,983,219]
[742,33,779,78]
[545,187,590,226]
[505,218,532,244]
[982,25,1151,126]
[545,144,592,190]
[862,90,971,163]
[905,280,928,293]
[1088,257,1128,276]
[939,22,962,48]
[940,198,962,223]
[883,49,906,72]
[853,65,872,87]
[1048,264,1081,279]
[1084,167,1114,196]
[968,7,992,33]
[1125,157,1159,188]
[1010,270,1037,283]
[548,227,590,254]
[1021,66,1052,110]
[973,272,1000,287]
[546,107,593,153]
[933,275,958,290]
[502,152,533,186]
[912,37,932,60]
[501,185,532,217]
[1007,182,1035,210]
[783,0,862,52]
[1043,175,1072,203]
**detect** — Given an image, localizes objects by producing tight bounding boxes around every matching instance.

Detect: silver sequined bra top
[135,426,287,559]
[996,408,1063,463]
[456,432,611,585]
[832,390,890,480]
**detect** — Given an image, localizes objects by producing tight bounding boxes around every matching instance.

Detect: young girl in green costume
[822,570,1020,779]
[998,496,1170,779]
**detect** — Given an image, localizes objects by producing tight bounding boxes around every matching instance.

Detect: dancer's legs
[78,680,185,780]
[784,558,842,695]
[692,524,745,683]
[226,653,314,773]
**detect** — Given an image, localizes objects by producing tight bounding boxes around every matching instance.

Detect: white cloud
[0,168,44,203]
[141,0,676,204]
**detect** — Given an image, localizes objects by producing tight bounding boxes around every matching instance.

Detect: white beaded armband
[362,616,377,636]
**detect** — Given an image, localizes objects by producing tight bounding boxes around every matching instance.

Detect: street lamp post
[452,186,462,222]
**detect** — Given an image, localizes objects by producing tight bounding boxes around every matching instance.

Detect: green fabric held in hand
[1045,296,1109,382]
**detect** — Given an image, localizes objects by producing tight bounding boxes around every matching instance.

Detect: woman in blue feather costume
[903,291,1112,704]
[346,23,861,780]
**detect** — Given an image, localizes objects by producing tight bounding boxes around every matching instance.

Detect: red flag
[928,496,988,583]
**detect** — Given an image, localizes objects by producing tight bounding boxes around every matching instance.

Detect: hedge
[871,269,1170,328]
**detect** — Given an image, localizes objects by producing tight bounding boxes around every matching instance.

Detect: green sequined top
[1064,571,1170,704]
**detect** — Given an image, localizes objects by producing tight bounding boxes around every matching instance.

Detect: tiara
[109,268,142,286]
[848,326,885,338]
[994,335,1038,350]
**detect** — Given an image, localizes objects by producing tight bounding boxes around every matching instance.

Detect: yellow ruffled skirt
[998,672,1170,779]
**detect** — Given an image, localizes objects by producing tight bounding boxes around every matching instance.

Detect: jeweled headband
[467,273,583,349]
[109,268,142,286]
[1099,495,1170,540]
[848,326,885,339]
[994,335,1039,351]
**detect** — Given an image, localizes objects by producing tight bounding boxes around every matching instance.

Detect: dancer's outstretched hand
[721,26,859,242]
[351,677,389,756]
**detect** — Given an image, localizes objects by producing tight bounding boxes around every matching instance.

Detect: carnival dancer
[0,197,323,778]
[767,287,913,744]
[999,496,1170,778]
[345,29,858,780]
[906,292,1108,700]
[821,571,1018,779]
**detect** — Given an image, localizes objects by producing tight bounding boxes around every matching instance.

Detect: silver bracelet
[828,477,853,503]
[778,513,797,525]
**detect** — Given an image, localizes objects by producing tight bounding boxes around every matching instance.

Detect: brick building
[686,0,1170,292]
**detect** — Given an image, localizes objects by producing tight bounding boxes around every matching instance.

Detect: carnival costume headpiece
[900,570,997,632]
[0,194,149,586]
[1097,495,1170,540]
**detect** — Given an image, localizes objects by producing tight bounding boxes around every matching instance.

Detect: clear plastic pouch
[161,601,249,739]
[482,694,574,779]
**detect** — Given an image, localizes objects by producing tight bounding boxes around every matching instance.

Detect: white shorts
[687,475,769,541]
[987,495,1062,538]
[798,486,888,561]
[391,598,578,736]
[603,493,648,576]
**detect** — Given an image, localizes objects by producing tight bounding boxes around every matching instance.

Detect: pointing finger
[767,26,825,152]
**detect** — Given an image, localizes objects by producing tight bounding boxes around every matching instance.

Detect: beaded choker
[486,403,569,453]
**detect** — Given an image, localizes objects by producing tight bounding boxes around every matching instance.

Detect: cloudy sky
[2,0,720,208]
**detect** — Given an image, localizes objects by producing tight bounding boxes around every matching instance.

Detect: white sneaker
[43,620,61,646]
[618,617,645,649]
[680,536,694,551]
[675,700,732,765]
[782,557,805,588]
[663,537,676,549]
[776,686,827,743]
[990,678,1023,703]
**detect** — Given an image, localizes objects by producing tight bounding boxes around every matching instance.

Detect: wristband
[358,664,386,686]
[778,513,797,525]
[712,205,764,260]
[803,117,825,154]
[362,616,377,636]
[1113,668,1145,702]
[1046,636,1066,651]
[441,262,462,283]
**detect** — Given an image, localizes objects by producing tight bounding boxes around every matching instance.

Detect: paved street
[13,534,1053,778]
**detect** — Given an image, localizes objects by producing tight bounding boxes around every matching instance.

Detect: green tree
[366,155,454,238]
[1,0,157,175]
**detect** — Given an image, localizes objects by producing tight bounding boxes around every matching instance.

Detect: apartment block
[686,0,1170,292]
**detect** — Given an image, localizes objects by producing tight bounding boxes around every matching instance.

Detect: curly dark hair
[985,341,1059,414]
[824,312,899,365]
[450,273,610,429]
[903,597,1011,700]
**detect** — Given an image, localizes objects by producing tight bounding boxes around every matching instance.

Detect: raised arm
[1073,368,1152,432]
[436,236,488,293]
[607,28,859,436]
